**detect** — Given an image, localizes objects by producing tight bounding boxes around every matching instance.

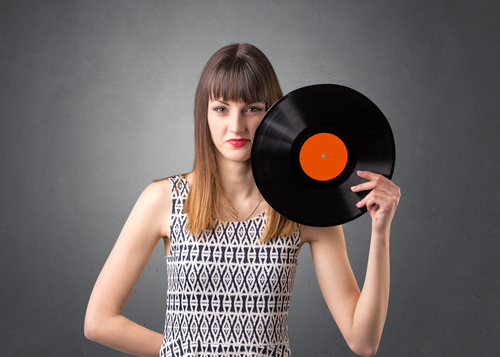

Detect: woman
[84,43,401,357]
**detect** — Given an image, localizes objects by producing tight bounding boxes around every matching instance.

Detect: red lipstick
[227,139,250,147]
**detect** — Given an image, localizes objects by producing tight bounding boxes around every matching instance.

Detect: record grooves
[251,84,395,227]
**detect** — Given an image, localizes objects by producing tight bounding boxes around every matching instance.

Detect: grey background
[1,0,499,356]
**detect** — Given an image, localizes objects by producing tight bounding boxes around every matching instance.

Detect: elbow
[344,328,383,357]
[84,315,99,342]
[348,341,379,357]
[356,348,379,357]
[84,310,107,342]
[84,308,123,344]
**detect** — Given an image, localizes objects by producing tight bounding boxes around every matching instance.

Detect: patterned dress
[158,175,301,357]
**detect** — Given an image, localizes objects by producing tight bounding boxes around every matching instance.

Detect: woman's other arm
[84,180,172,357]
[305,171,400,357]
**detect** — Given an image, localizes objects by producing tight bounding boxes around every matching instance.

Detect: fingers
[356,187,392,210]
[351,171,391,190]
[356,170,380,181]
[351,170,401,210]
[351,171,397,193]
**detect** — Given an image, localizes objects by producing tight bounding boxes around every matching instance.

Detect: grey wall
[1,0,499,356]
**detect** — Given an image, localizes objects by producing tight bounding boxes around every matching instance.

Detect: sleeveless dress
[158,175,301,357]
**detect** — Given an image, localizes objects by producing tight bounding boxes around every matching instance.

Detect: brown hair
[184,43,297,242]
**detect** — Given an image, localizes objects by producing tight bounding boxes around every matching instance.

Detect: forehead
[207,69,266,104]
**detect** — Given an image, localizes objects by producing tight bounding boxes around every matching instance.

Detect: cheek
[249,118,262,136]
[207,118,222,142]
[206,114,216,134]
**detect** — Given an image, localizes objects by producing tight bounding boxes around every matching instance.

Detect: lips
[227,139,250,147]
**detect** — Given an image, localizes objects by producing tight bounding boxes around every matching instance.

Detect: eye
[246,106,264,113]
[212,106,227,113]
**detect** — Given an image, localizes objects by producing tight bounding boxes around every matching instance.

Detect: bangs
[208,60,269,105]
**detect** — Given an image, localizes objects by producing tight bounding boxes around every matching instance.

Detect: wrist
[371,226,390,244]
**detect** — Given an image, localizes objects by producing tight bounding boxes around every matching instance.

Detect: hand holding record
[352,170,401,233]
[251,84,396,227]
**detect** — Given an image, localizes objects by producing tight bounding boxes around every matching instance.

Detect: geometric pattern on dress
[159,175,301,357]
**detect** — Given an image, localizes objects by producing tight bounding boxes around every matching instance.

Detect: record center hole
[299,133,348,181]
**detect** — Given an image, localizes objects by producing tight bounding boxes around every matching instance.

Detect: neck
[217,157,258,201]
[215,154,265,221]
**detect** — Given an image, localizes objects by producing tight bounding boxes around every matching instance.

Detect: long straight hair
[184,43,297,242]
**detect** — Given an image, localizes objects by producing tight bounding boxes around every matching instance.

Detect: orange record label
[299,133,348,181]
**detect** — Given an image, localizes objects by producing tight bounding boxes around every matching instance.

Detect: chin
[226,155,251,163]
[215,148,251,164]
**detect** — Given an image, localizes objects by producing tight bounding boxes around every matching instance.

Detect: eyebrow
[210,99,264,106]
[212,99,230,105]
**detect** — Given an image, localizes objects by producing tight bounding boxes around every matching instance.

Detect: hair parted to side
[184,43,297,243]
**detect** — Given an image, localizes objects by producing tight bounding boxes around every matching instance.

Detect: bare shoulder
[143,178,172,200]
[125,178,173,240]
[133,179,171,213]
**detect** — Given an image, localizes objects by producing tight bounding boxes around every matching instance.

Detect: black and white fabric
[158,175,301,357]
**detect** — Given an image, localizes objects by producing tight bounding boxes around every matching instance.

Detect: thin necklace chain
[242,197,263,221]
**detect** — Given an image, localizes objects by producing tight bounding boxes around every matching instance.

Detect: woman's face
[207,98,265,163]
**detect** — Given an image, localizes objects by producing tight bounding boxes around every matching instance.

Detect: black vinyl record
[251,84,395,227]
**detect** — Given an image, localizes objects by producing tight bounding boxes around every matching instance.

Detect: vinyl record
[251,84,395,227]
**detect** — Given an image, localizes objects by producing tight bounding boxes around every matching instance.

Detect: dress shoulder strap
[168,175,189,202]
[167,175,190,245]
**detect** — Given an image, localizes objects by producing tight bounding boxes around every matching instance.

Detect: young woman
[84,43,401,357]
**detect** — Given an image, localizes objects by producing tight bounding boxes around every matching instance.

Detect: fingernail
[357,170,364,175]
[351,186,357,191]
[356,201,362,207]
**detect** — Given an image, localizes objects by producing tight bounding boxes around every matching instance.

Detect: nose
[229,111,245,134]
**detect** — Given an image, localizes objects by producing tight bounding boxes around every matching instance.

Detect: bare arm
[304,171,400,357]
[84,180,172,357]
